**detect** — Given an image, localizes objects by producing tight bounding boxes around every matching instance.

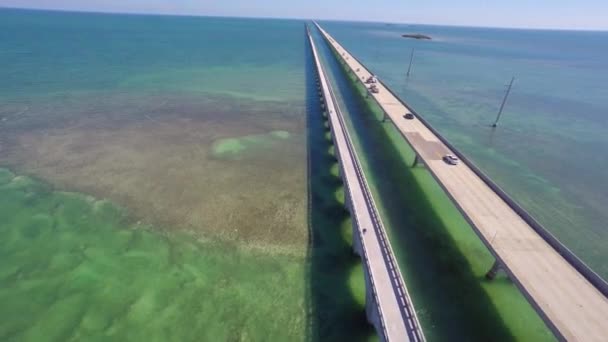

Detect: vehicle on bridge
[404,113,415,120]
[365,75,378,84]
[369,85,380,94]
[443,154,459,165]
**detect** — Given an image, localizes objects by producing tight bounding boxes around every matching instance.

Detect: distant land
[402,33,432,40]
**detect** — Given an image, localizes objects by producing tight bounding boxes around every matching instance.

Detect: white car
[365,75,378,84]
[442,154,459,165]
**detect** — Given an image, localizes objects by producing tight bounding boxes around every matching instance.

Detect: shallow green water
[0,9,379,340]
[212,130,291,159]
[0,9,318,341]
[0,49,375,340]
[0,168,308,341]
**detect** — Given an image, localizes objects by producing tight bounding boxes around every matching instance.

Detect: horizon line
[2,6,607,33]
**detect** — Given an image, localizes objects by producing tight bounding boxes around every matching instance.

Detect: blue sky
[1,0,607,30]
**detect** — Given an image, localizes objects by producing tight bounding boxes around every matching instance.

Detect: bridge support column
[363,265,384,341]
[350,224,385,340]
[381,111,388,123]
[412,154,420,168]
[485,260,504,280]
[344,192,352,214]
[351,222,363,257]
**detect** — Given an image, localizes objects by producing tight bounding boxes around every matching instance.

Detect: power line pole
[406,48,415,78]
[491,76,515,128]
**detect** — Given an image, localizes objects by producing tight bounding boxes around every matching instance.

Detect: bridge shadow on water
[314,32,518,341]
[304,28,376,342]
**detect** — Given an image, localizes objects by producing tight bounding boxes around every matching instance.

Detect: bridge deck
[308,27,423,341]
[315,22,608,341]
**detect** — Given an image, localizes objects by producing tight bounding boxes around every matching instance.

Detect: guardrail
[307,24,425,342]
[314,22,608,298]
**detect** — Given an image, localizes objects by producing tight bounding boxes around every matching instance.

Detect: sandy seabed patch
[0,92,308,253]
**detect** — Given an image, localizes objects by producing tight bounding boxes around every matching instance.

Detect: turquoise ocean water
[0,7,606,341]
[0,9,373,341]
[0,8,317,341]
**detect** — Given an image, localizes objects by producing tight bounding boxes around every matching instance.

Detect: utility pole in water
[406,48,415,78]
[491,76,515,128]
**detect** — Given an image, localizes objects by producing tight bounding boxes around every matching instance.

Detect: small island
[402,33,432,40]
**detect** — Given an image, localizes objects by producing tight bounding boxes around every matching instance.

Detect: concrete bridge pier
[352,219,363,257]
[344,191,352,214]
[364,264,384,341]
[351,219,386,341]
[485,260,505,280]
[411,154,421,168]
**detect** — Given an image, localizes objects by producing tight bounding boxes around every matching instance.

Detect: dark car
[404,113,415,120]
[442,154,459,165]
